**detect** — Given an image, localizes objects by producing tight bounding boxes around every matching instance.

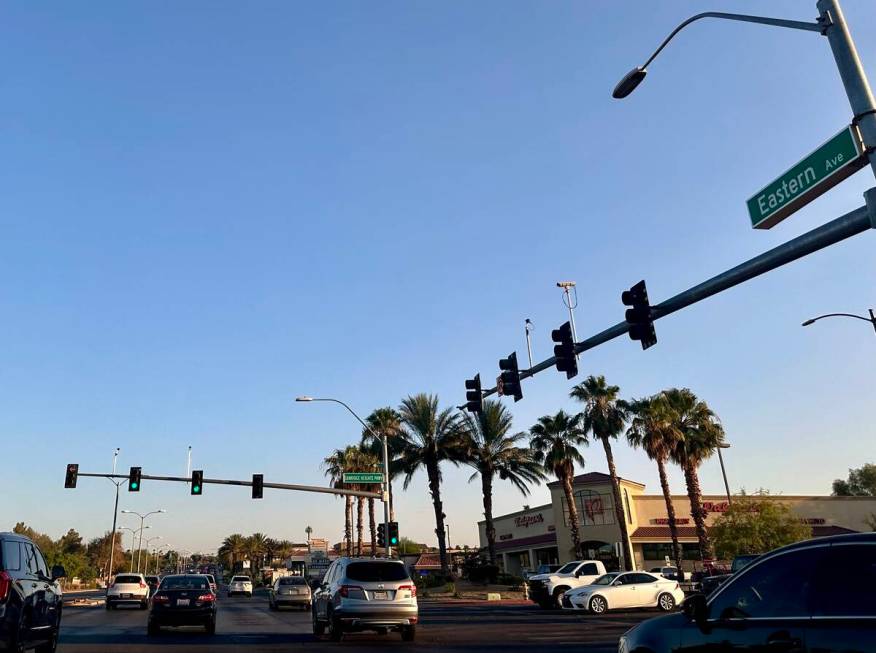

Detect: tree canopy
[710,491,811,559]
[832,464,876,496]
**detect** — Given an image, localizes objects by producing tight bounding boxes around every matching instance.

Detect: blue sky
[2,1,874,553]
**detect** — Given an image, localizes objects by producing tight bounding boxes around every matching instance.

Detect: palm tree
[529,410,588,559]
[220,533,247,571]
[246,533,269,577]
[398,393,466,576]
[663,388,726,561]
[570,375,633,571]
[274,540,295,562]
[323,447,357,556]
[354,446,381,557]
[459,400,546,564]
[362,407,407,522]
[626,394,685,579]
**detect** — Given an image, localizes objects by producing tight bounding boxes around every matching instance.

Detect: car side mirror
[51,565,66,581]
[683,593,709,630]
[612,580,622,586]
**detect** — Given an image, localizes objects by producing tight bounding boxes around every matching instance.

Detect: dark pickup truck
[700,554,760,595]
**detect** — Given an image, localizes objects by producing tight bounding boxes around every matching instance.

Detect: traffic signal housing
[64,464,79,489]
[191,470,203,495]
[388,522,399,546]
[464,374,483,413]
[551,321,578,379]
[128,466,142,492]
[377,522,386,548]
[498,352,522,402]
[252,474,264,499]
[621,280,657,350]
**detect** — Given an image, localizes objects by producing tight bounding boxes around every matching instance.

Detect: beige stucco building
[478,472,876,576]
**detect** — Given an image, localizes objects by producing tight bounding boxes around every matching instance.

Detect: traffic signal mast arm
[476,194,876,400]
[70,470,382,499]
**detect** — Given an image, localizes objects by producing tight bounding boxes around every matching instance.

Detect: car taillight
[140,582,147,589]
[0,571,11,602]
[398,584,417,597]
[339,585,363,598]
[152,594,170,603]
[197,593,215,602]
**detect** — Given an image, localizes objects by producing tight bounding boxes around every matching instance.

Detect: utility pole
[524,319,534,368]
[106,448,122,586]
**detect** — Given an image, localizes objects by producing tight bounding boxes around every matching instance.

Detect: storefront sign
[650,518,690,525]
[514,513,544,529]
[802,518,826,525]
[702,501,730,513]
[584,497,604,520]
[499,534,513,541]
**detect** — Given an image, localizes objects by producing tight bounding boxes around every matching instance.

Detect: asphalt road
[58,592,653,652]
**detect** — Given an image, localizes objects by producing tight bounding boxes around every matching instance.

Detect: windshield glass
[232,576,250,582]
[556,562,579,574]
[345,562,409,582]
[114,575,142,584]
[279,577,307,585]
[592,573,620,586]
[160,576,208,590]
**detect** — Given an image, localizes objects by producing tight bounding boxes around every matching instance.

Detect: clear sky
[2,1,874,553]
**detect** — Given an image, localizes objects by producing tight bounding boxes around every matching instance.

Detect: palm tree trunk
[562,474,581,558]
[656,456,685,581]
[601,436,634,571]
[481,471,497,565]
[344,496,353,556]
[356,497,364,557]
[682,460,713,561]
[368,498,377,556]
[426,457,449,577]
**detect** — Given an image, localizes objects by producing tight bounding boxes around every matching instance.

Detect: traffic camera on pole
[252,474,264,499]
[64,464,79,489]
[190,470,203,495]
[497,352,523,402]
[464,374,483,413]
[377,523,386,548]
[622,280,657,349]
[551,321,578,379]
[128,466,142,492]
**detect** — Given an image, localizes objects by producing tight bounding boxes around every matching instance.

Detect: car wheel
[312,607,325,637]
[34,630,58,653]
[140,600,148,610]
[658,592,676,612]
[327,609,343,642]
[553,587,569,609]
[105,602,111,611]
[401,625,416,642]
[205,618,216,635]
[147,620,160,637]
[269,601,277,611]
[588,595,608,615]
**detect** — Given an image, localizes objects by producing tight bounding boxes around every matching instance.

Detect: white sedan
[562,571,685,614]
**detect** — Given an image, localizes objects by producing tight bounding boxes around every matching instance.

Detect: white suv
[106,573,150,609]
[228,575,253,597]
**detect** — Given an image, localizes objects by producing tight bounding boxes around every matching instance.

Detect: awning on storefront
[495,532,557,552]
[631,524,859,541]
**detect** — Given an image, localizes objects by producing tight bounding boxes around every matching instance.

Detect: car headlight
[618,635,628,653]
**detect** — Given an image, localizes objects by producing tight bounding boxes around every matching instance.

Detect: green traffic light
[130,482,138,490]
[193,486,200,493]
[390,537,398,545]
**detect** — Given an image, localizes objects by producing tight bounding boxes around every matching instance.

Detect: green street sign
[343,472,385,484]
[747,125,867,229]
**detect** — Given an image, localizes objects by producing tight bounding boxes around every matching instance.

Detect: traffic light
[464,374,483,413]
[64,464,79,489]
[191,470,203,495]
[551,321,578,379]
[498,352,522,402]
[128,466,142,492]
[621,280,657,350]
[377,522,386,548]
[252,474,264,499]
[388,522,399,546]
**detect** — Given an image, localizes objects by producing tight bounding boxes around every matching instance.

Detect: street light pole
[802,309,876,335]
[118,527,142,573]
[296,396,392,558]
[105,448,124,586]
[121,509,166,573]
[716,444,732,505]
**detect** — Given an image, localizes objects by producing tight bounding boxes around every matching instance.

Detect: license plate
[121,593,131,599]
[177,599,190,606]
[372,591,388,600]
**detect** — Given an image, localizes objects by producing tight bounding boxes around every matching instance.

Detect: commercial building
[478,472,876,576]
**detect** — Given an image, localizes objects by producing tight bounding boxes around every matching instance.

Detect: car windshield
[592,573,620,586]
[345,562,409,582]
[160,576,208,590]
[114,575,142,584]
[279,577,307,585]
[232,576,250,582]
[556,562,579,574]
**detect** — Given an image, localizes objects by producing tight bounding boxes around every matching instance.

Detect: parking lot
[58,592,653,652]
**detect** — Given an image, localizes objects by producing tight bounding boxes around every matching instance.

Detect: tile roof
[494,533,558,552]
[413,553,442,570]
[547,471,644,489]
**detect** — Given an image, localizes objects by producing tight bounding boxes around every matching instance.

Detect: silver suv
[312,558,418,642]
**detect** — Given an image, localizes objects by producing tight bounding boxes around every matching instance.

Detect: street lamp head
[801,318,816,326]
[121,510,131,514]
[295,396,314,402]
[612,66,647,99]
[158,509,167,513]
[718,442,731,449]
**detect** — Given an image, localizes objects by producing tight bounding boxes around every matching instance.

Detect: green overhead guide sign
[747,125,867,229]
[343,472,385,484]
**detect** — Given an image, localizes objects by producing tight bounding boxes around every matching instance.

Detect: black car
[144,575,161,597]
[0,531,66,653]
[147,574,217,636]
[619,532,876,653]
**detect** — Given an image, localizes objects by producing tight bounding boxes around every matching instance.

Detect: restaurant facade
[478,471,876,576]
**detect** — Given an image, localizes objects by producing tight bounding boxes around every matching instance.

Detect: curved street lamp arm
[312,397,381,441]
[802,312,874,325]
[640,12,824,69]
